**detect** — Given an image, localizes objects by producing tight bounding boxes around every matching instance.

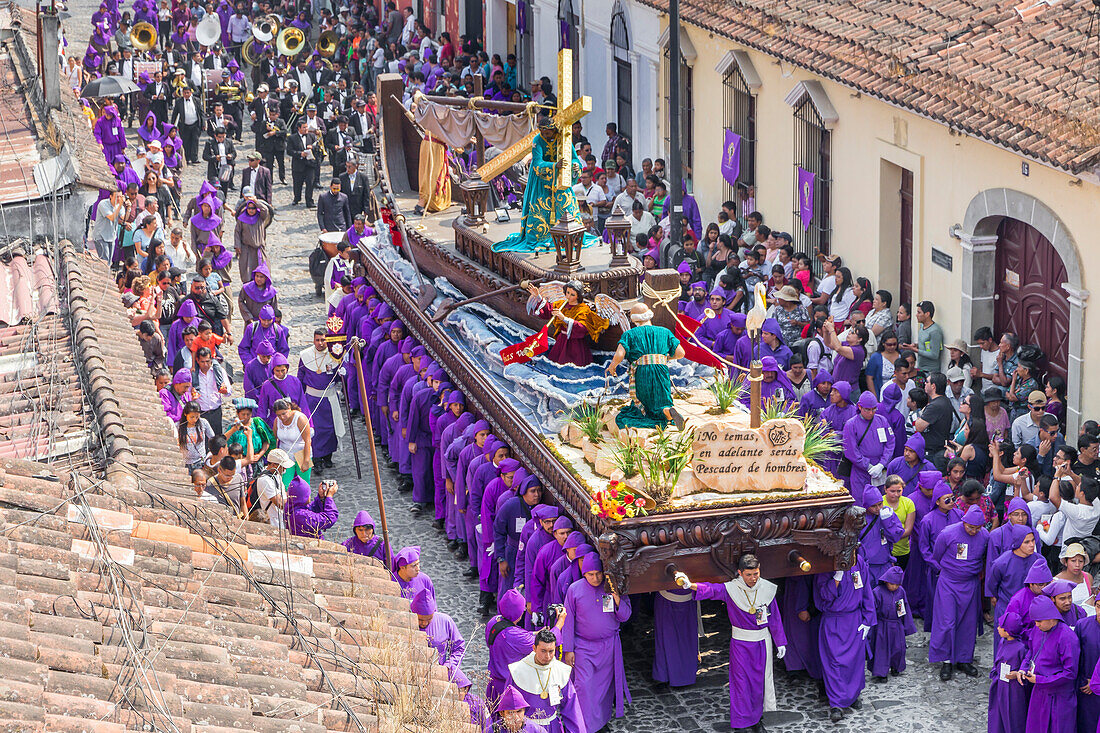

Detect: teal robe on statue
[493,131,602,253]
[615,325,680,429]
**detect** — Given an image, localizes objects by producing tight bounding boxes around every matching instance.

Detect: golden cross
[475,49,592,183]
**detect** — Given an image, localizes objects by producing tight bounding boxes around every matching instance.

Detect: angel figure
[606,303,687,430]
[524,280,612,366]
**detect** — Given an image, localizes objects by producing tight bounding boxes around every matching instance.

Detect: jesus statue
[493,113,602,254]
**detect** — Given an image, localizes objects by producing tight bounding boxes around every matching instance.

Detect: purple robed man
[842,392,895,496]
[405,365,442,510]
[486,589,564,713]
[562,555,631,732]
[411,589,471,689]
[869,565,916,679]
[298,336,344,462]
[243,342,275,414]
[482,458,522,593]
[517,505,559,627]
[1043,579,1087,627]
[712,313,747,359]
[652,585,700,687]
[887,433,935,494]
[442,414,476,542]
[167,299,199,358]
[985,524,1037,655]
[238,263,279,324]
[916,480,962,631]
[691,555,788,730]
[1021,595,1078,733]
[495,475,542,597]
[986,498,1033,578]
[455,422,492,569]
[796,370,832,420]
[470,439,511,612]
[547,533,587,607]
[238,304,289,364]
[731,319,793,371]
[431,387,462,525]
[1003,560,1053,635]
[878,383,909,460]
[258,354,311,424]
[778,575,822,680]
[988,610,1029,733]
[695,289,733,348]
[387,348,420,468]
[436,392,466,535]
[507,627,586,733]
[929,505,989,679]
[497,684,551,732]
[342,509,385,563]
[813,555,876,720]
[530,517,573,622]
[1075,589,1100,733]
[900,468,939,617]
[392,546,436,601]
[819,382,856,475]
[94,105,127,163]
[680,282,708,321]
[374,332,410,445]
[858,486,904,585]
[283,477,338,539]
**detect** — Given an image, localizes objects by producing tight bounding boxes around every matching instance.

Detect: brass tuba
[317,30,338,58]
[252,14,279,43]
[241,38,263,67]
[195,13,222,48]
[130,21,157,51]
[276,27,305,57]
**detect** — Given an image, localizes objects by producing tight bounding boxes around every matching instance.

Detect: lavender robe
[94,113,127,162]
[342,534,385,563]
[481,475,513,592]
[562,579,632,731]
[695,580,787,728]
[986,550,1034,653]
[988,627,1028,733]
[652,588,699,686]
[887,456,937,494]
[243,356,272,415]
[859,510,904,585]
[394,571,436,601]
[916,505,962,630]
[797,388,830,420]
[374,352,405,445]
[842,413,895,496]
[929,522,989,663]
[284,495,338,539]
[432,408,458,523]
[440,414,471,538]
[530,539,568,619]
[813,556,876,708]
[405,383,436,504]
[421,611,469,687]
[1076,618,1100,733]
[258,375,310,424]
[238,320,289,364]
[388,363,417,468]
[869,583,916,677]
[494,496,532,596]
[1022,621,1078,733]
[902,486,936,617]
[778,576,822,679]
[456,445,486,568]
[552,558,583,609]
[469,459,502,579]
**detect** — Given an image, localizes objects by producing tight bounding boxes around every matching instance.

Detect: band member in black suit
[170,86,205,164]
[255,105,287,183]
[239,152,273,204]
[286,118,323,207]
[144,70,171,124]
[202,127,237,196]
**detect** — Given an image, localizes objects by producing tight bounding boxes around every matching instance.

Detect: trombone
[130,21,157,51]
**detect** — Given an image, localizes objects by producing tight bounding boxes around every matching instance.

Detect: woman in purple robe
[819,381,856,476]
[391,546,436,600]
[916,482,963,632]
[136,111,161,145]
[986,524,1038,655]
[813,555,876,721]
[869,565,917,680]
[1019,595,1078,733]
[562,554,631,732]
[887,434,935,494]
[283,476,338,539]
[1075,587,1100,733]
[342,509,386,563]
[988,610,1029,733]
[494,475,542,597]
[93,104,127,163]
[237,263,279,324]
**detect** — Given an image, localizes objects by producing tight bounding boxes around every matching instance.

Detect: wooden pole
[749,361,762,428]
[353,340,393,570]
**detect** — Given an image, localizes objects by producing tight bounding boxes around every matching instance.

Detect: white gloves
[776,645,787,660]
[880,506,895,519]
[869,464,885,481]
[833,570,845,582]
[858,624,871,640]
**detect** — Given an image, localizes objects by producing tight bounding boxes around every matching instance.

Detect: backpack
[793,335,832,373]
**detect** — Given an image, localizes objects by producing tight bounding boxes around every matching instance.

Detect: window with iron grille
[792,96,831,272]
[662,47,693,179]
[722,62,756,203]
[610,4,631,140]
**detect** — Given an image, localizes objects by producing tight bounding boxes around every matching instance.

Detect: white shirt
[980,348,1000,391]
[828,288,856,323]
[628,210,655,240]
[400,14,416,46]
[195,366,221,411]
[182,98,198,125]
[605,173,626,198]
[612,191,646,215]
[1056,492,1100,545]
[256,471,285,527]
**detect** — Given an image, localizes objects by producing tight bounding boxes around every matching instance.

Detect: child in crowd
[869,565,917,681]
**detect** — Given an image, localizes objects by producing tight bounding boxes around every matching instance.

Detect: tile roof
[0,51,41,205]
[641,0,1100,173]
[0,240,480,731]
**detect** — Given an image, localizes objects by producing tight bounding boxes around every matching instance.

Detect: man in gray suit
[316,179,351,234]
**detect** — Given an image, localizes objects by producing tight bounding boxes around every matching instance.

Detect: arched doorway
[958,188,1087,432]
[994,219,1070,380]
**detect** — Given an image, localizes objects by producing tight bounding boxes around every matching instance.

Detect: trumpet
[130,21,157,51]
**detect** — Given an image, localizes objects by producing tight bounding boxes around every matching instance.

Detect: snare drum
[318,231,344,259]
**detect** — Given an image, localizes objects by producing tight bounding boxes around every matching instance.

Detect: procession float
[347,58,860,594]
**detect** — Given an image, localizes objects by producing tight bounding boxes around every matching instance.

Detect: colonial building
[627,0,1100,432]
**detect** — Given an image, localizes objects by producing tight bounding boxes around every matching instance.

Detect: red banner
[674,315,725,369]
[500,326,550,365]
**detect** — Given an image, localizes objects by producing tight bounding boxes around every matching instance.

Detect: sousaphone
[317,30,337,57]
[195,14,222,48]
[276,27,305,57]
[130,21,157,51]
[252,14,279,43]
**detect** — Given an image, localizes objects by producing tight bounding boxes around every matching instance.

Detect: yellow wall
[660,21,1100,420]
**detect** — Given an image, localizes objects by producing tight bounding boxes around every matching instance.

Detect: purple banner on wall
[797,166,815,231]
[721,129,741,187]
[517,1,527,35]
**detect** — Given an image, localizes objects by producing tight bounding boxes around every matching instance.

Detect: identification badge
[999,663,1010,682]
[956,543,968,560]
[515,517,526,533]
[896,599,906,617]
[851,571,863,589]
[476,523,482,535]
[756,607,769,626]
[881,533,888,545]
[518,541,524,553]
[602,595,615,613]
[877,427,888,442]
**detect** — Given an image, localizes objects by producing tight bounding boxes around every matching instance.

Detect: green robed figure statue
[493,113,602,253]
[606,303,688,430]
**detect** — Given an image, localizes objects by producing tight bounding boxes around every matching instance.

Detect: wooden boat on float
[351,74,859,594]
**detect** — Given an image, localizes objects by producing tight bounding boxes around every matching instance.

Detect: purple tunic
[456,443,486,567]
[887,456,936,494]
[405,384,436,504]
[858,509,904,584]
[469,458,503,579]
[562,579,632,731]
[94,112,127,162]
[813,556,876,708]
[652,588,699,686]
[481,475,513,592]
[988,626,1028,733]
[342,534,385,563]
[530,539,568,619]
[421,611,469,687]
[552,558,583,609]
[842,413,895,496]
[986,550,1035,653]
[1022,621,1078,733]
[916,505,963,630]
[929,522,989,663]
[243,356,272,414]
[902,485,936,616]
[374,352,405,444]
[284,496,338,539]
[238,320,289,364]
[494,496,533,596]
[394,571,436,601]
[819,402,856,475]
[695,581,786,727]
[1076,618,1100,733]
[442,419,474,541]
[778,575,822,679]
[258,375,311,424]
[869,584,916,677]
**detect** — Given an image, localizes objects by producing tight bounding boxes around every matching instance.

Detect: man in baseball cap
[945,366,973,413]
[255,448,294,526]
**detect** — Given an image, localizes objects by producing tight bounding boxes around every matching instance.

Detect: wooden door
[995,218,1069,379]
[899,169,913,306]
